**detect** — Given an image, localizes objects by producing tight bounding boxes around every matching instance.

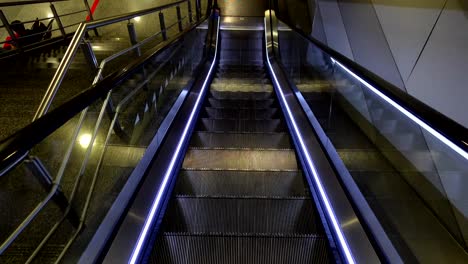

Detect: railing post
[159,12,167,41]
[50,4,66,38]
[176,6,183,32]
[0,10,21,50]
[187,0,193,24]
[83,0,94,20]
[127,22,141,57]
[80,40,98,70]
[195,0,201,21]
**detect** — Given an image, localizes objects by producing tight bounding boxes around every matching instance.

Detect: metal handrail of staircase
[33,0,203,121]
[0,1,210,260]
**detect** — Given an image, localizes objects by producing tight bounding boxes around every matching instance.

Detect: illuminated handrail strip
[264,18,355,264]
[331,58,468,161]
[128,16,220,264]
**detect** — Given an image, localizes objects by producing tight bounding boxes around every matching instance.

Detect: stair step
[161,196,321,234]
[196,118,286,132]
[212,78,270,85]
[202,107,279,120]
[216,70,266,76]
[182,149,298,171]
[189,132,291,148]
[175,170,306,196]
[102,145,146,167]
[210,90,272,100]
[208,98,275,108]
[210,84,273,93]
[151,233,331,264]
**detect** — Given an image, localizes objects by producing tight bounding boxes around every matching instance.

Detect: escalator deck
[146,61,333,263]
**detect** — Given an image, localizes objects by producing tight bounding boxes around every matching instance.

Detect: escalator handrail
[0,16,209,177]
[277,19,468,155]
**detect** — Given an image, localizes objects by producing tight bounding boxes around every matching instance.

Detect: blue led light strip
[331,58,468,161]
[264,19,356,264]
[129,17,220,264]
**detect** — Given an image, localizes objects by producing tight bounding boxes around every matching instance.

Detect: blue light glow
[331,58,468,161]
[129,17,220,264]
[264,19,356,264]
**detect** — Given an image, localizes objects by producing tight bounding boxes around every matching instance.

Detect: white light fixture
[129,18,220,264]
[331,58,468,161]
[78,133,92,149]
[264,18,356,264]
[134,16,141,22]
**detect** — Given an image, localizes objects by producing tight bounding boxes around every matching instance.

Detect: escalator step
[208,98,275,108]
[215,71,267,77]
[189,131,291,148]
[212,78,271,85]
[210,90,272,100]
[175,170,307,197]
[182,149,298,171]
[211,82,273,93]
[161,197,321,234]
[150,233,331,264]
[196,118,286,132]
[201,107,279,119]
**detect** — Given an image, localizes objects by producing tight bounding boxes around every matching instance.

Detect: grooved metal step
[210,90,272,100]
[175,170,307,197]
[182,149,298,170]
[201,107,279,119]
[189,132,291,148]
[214,73,268,80]
[161,197,321,234]
[150,233,331,264]
[196,118,286,132]
[212,78,271,85]
[208,98,275,108]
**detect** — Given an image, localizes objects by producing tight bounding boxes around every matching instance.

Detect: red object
[3,33,20,49]
[86,0,100,21]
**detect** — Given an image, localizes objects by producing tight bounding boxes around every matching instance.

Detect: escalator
[0,3,467,264]
[148,29,332,263]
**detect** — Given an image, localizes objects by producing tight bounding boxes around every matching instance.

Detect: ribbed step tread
[212,78,271,85]
[210,90,272,100]
[182,149,298,170]
[189,132,291,148]
[208,98,275,108]
[150,233,331,264]
[210,83,273,93]
[201,107,279,119]
[196,118,287,133]
[161,197,321,234]
[175,170,307,196]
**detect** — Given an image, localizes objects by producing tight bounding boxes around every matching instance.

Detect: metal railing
[0,0,95,54]
[34,0,204,120]
[0,0,210,262]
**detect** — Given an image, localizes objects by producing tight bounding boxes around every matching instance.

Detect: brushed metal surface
[151,233,331,264]
[189,131,290,148]
[175,170,306,197]
[182,149,298,170]
[202,107,279,119]
[196,118,286,132]
[162,196,321,234]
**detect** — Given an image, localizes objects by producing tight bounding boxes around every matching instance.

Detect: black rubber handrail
[278,19,468,153]
[0,0,69,7]
[0,16,208,174]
